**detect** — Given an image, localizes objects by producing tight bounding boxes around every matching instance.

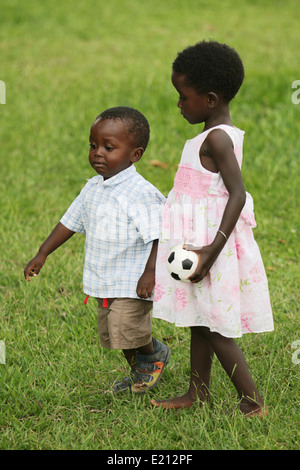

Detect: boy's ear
[131,147,144,163]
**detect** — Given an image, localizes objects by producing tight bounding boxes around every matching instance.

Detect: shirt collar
[96,164,137,186]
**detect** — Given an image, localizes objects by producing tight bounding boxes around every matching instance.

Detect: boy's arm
[136,239,158,299]
[24,222,75,281]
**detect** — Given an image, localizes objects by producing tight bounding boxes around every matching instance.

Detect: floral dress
[152,125,274,338]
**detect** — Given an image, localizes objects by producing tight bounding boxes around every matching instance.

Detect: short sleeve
[128,190,166,244]
[60,191,86,234]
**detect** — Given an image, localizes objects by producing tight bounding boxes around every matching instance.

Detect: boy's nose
[94,146,103,157]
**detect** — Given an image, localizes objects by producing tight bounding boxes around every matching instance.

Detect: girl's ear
[131,147,144,163]
[207,92,219,108]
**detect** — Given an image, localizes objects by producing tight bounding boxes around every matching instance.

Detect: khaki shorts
[96,298,153,350]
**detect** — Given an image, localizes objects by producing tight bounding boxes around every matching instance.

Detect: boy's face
[89,118,143,179]
[171,71,212,125]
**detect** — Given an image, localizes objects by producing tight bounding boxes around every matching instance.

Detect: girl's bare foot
[151,391,203,409]
[240,398,269,418]
[242,405,269,418]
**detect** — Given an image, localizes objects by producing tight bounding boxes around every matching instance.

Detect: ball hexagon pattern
[166,244,199,282]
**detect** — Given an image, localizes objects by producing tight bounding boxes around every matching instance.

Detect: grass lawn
[0,0,299,450]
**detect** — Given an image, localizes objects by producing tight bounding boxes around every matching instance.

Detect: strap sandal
[112,339,171,395]
[112,369,136,394]
[131,361,167,393]
[131,340,171,394]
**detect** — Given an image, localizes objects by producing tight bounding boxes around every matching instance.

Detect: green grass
[0,0,299,450]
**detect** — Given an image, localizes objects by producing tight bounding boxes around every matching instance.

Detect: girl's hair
[96,106,150,150]
[173,40,244,102]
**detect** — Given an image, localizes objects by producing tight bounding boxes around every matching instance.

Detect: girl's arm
[136,239,158,299]
[24,222,75,281]
[189,129,246,282]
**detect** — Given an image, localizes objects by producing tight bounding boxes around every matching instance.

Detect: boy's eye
[89,142,96,149]
[105,145,114,151]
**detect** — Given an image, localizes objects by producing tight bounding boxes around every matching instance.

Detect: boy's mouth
[92,161,107,174]
[93,161,106,168]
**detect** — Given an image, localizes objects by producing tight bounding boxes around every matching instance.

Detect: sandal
[112,369,137,394]
[131,339,171,394]
[112,339,171,395]
[131,360,168,393]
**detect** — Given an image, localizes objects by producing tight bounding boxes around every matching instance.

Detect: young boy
[24,106,170,394]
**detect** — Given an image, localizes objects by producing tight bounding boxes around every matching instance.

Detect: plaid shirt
[60,165,165,299]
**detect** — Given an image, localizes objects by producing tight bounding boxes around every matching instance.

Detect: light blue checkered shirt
[60,165,166,299]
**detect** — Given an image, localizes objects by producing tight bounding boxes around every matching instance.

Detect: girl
[151,41,274,416]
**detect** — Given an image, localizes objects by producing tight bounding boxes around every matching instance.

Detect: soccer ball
[166,244,199,282]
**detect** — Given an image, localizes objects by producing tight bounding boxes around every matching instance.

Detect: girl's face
[89,119,142,179]
[171,71,211,125]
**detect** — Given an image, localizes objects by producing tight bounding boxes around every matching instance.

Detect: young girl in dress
[151,41,274,416]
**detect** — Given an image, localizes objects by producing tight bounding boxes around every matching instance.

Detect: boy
[24,106,170,394]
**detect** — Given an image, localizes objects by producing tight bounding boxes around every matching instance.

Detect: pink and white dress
[152,125,274,338]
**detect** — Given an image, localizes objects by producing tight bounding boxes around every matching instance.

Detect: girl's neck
[202,106,232,132]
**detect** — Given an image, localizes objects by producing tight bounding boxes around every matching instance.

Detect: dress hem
[152,315,274,339]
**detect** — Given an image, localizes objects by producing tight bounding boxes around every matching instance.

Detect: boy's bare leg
[123,340,155,369]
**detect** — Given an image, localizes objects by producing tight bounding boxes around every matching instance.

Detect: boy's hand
[136,267,155,299]
[23,222,75,282]
[24,252,47,281]
[136,239,158,299]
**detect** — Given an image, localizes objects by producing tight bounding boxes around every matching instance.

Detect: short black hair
[96,106,150,150]
[172,40,244,102]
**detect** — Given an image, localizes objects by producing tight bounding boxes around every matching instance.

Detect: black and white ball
[166,245,199,282]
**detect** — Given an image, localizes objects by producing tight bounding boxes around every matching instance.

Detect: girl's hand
[136,267,155,299]
[24,252,47,281]
[187,245,219,283]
